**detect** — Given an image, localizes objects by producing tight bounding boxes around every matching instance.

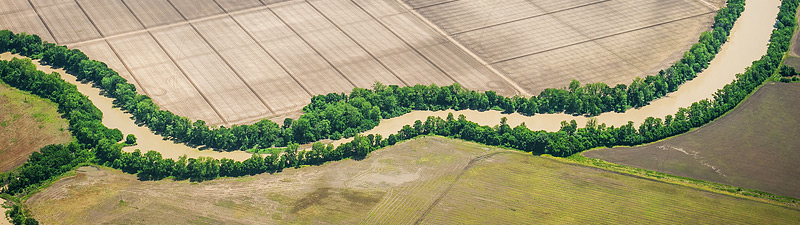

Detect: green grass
[421,149,800,224]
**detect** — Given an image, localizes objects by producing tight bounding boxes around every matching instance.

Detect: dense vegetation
[3,0,798,222]
[0,1,744,153]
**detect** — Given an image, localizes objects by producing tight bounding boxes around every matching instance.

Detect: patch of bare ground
[584,83,800,199]
[0,80,71,172]
[25,136,494,224]
[27,137,800,224]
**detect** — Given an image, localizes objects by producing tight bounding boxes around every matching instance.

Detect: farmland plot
[122,0,185,27]
[2,0,713,126]
[0,9,55,43]
[151,24,271,123]
[107,33,224,125]
[167,0,224,19]
[76,0,142,36]
[194,17,311,113]
[273,2,405,87]
[0,0,34,14]
[35,2,100,43]
[408,0,722,95]
[215,0,264,12]
[233,9,356,96]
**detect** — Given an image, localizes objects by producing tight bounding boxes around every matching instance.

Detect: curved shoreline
[0,0,778,160]
[333,0,780,144]
[0,52,253,161]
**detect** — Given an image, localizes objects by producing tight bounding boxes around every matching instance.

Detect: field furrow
[168,0,224,19]
[122,0,184,27]
[107,33,224,125]
[76,0,142,36]
[0,8,56,43]
[35,2,101,43]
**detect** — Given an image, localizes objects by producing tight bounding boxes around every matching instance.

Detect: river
[0,0,779,160]
[0,52,253,161]
[332,0,781,145]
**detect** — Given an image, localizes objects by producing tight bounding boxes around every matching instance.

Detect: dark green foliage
[126,134,137,145]
[5,202,39,225]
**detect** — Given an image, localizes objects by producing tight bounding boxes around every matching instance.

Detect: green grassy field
[26,136,800,224]
[584,82,800,199]
[0,80,71,172]
[421,151,800,224]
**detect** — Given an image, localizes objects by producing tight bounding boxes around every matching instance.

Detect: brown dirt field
[0,80,71,172]
[409,0,722,95]
[27,137,800,224]
[584,83,800,199]
[1,0,519,126]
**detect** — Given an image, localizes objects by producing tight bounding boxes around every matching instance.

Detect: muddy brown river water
[0,0,780,160]
[0,52,253,161]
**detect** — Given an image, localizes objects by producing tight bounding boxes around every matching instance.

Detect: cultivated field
[0,80,70,172]
[0,0,520,126]
[26,137,800,224]
[408,0,725,94]
[0,0,717,126]
[584,83,800,199]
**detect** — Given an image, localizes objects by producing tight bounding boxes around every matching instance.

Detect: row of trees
[0,0,795,204]
[0,1,745,153]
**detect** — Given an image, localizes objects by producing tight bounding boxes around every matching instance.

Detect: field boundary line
[268,6,359,89]
[72,0,149,96]
[306,0,412,87]
[61,0,298,47]
[413,151,512,224]
[119,0,227,125]
[227,16,315,102]
[149,0,231,126]
[523,0,647,74]
[186,20,276,115]
[450,0,611,36]
[72,0,106,38]
[24,0,58,44]
[491,11,716,64]
[350,1,458,87]
[352,0,459,86]
[411,0,460,9]
[389,0,531,96]
[696,0,721,10]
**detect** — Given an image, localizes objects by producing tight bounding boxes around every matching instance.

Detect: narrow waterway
[332,0,780,145]
[0,0,779,160]
[0,53,252,161]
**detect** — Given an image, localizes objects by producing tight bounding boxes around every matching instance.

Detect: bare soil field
[0,0,519,126]
[0,80,71,172]
[26,137,800,224]
[584,83,800,199]
[409,0,725,94]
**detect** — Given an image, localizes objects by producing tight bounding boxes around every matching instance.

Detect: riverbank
[0,53,252,161]
[331,0,779,145]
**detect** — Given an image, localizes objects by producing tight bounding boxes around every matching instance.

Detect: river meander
[0,0,780,160]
